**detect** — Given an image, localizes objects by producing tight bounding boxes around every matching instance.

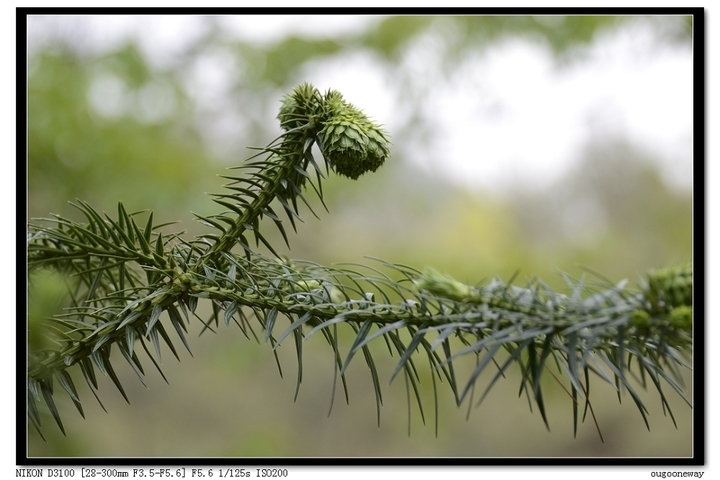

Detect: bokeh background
[26,14,694,458]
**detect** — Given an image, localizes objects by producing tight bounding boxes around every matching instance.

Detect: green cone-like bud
[630,309,651,329]
[276,84,390,180]
[668,305,692,330]
[277,83,324,132]
[318,90,390,180]
[632,263,693,332]
[645,263,693,310]
[414,267,474,302]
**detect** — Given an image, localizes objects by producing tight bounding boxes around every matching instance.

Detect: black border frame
[17,6,706,468]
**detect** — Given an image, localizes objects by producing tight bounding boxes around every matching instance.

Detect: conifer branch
[26,84,692,441]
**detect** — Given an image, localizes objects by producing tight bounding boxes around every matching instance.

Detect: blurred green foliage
[253,37,343,86]
[28,44,219,223]
[26,14,693,458]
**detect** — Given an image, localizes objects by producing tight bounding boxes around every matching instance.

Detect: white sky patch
[433,39,582,192]
[105,16,210,68]
[404,20,693,194]
[581,20,693,146]
[28,15,210,68]
[217,15,384,45]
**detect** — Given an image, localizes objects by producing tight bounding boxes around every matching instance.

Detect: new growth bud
[277,83,390,180]
[414,268,474,302]
[318,90,390,180]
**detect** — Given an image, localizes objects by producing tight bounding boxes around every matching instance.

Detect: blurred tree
[28,44,219,223]
[508,138,692,285]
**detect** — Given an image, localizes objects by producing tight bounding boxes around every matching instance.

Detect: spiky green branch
[26,83,692,441]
